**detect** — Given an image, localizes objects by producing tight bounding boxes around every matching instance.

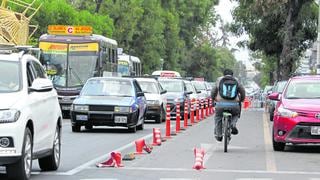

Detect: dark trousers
[214,105,240,137]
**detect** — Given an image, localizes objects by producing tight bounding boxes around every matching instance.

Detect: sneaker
[215,136,222,142]
[231,127,238,135]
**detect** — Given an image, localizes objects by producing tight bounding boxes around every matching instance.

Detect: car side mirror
[196,90,201,94]
[268,92,280,101]
[29,78,53,92]
[137,92,145,97]
[160,90,167,94]
[185,91,193,95]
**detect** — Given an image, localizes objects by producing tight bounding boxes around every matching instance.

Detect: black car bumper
[70,111,138,127]
[146,105,161,119]
[0,156,20,165]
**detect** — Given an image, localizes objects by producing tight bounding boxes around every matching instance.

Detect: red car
[269,75,320,151]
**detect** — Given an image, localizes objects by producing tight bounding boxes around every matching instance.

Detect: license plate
[114,116,127,123]
[61,105,71,110]
[311,126,320,135]
[76,115,88,121]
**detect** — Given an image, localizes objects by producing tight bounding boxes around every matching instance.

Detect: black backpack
[219,76,239,100]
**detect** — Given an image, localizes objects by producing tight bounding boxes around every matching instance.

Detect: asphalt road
[2,109,320,180]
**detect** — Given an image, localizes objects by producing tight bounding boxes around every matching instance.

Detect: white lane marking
[200,143,214,167]
[80,179,118,180]
[63,133,154,176]
[87,166,320,175]
[160,179,196,180]
[263,112,277,172]
[236,179,272,180]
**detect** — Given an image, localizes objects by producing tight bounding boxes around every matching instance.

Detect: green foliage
[232,0,318,80]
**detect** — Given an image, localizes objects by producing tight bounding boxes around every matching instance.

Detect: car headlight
[0,110,20,123]
[278,106,298,118]
[147,100,160,105]
[73,105,89,111]
[114,106,132,113]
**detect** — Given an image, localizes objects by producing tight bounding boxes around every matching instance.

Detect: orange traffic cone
[135,138,152,154]
[152,128,162,146]
[96,151,123,168]
[193,147,205,170]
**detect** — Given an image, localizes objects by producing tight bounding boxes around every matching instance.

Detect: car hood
[0,92,25,109]
[144,93,161,101]
[165,92,184,100]
[74,96,135,106]
[283,99,320,112]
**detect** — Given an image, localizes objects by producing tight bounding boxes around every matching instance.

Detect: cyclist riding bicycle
[211,69,246,142]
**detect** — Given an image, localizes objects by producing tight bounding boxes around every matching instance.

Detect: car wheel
[39,126,61,171]
[128,126,137,133]
[72,125,81,132]
[7,128,33,180]
[272,129,285,151]
[161,106,166,122]
[269,112,274,121]
[85,125,93,130]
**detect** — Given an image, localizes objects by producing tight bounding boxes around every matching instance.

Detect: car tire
[161,106,166,122]
[269,112,274,121]
[137,118,144,130]
[85,125,93,130]
[128,126,137,133]
[272,129,285,151]
[7,128,33,180]
[72,125,81,132]
[39,126,61,171]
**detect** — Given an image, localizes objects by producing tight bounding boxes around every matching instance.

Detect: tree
[232,0,318,80]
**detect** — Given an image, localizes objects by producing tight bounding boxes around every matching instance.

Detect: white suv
[0,50,62,180]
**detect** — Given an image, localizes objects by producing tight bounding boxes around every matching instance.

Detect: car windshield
[285,80,320,99]
[0,61,20,92]
[81,79,134,97]
[185,82,196,93]
[138,81,159,94]
[159,80,184,93]
[274,81,287,93]
[192,81,206,90]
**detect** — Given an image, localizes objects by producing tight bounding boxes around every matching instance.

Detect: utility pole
[317,0,320,74]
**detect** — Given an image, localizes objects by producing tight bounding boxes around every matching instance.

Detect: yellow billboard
[39,42,99,52]
[48,25,93,36]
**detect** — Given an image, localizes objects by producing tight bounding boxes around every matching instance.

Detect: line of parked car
[70,75,214,133]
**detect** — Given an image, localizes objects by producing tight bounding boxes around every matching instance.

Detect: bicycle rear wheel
[223,117,229,153]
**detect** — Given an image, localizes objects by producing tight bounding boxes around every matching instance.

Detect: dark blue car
[70,77,147,133]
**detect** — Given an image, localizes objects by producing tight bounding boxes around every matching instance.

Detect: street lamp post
[317,0,320,74]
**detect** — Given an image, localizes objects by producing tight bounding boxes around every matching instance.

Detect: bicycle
[222,111,232,153]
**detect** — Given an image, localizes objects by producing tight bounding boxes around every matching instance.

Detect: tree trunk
[95,0,103,13]
[279,0,309,80]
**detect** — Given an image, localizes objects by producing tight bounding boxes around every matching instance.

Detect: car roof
[158,78,183,82]
[290,75,320,80]
[135,77,157,82]
[0,53,21,62]
[88,77,133,82]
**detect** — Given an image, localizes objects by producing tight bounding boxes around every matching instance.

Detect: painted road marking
[86,166,320,176]
[236,178,272,180]
[263,112,277,172]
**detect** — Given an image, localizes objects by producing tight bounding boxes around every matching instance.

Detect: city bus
[117,53,141,76]
[38,25,118,116]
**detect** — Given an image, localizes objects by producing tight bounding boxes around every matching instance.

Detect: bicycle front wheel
[223,117,229,153]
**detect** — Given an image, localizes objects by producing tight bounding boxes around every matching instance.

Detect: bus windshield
[117,60,130,76]
[40,42,98,88]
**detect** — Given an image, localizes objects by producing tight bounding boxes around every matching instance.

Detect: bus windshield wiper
[69,67,84,86]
